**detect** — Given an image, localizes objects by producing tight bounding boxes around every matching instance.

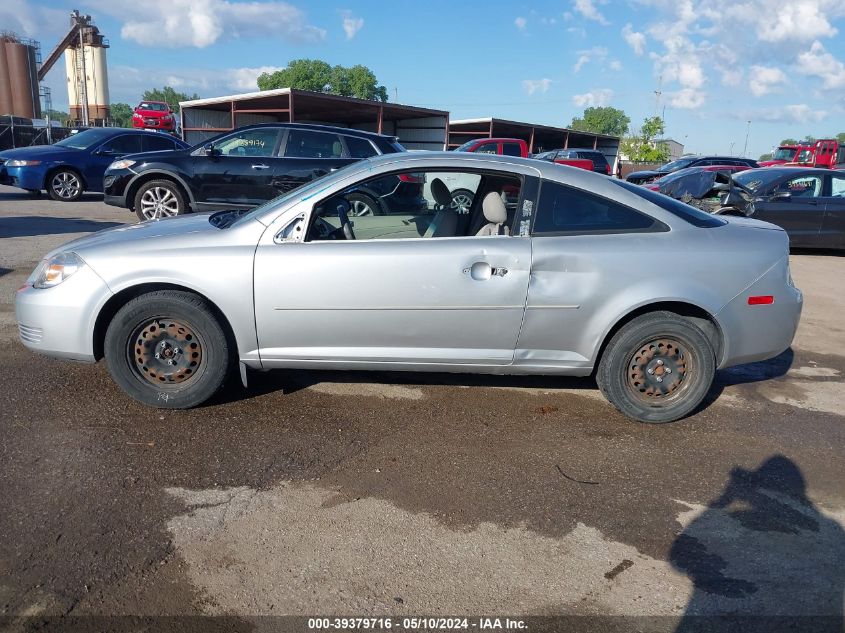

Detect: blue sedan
[0,128,188,201]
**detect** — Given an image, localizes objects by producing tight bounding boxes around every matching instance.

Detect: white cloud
[0,0,69,39]
[90,0,326,48]
[514,16,527,31]
[340,11,363,40]
[226,66,285,90]
[523,79,552,95]
[609,60,622,71]
[572,88,614,107]
[756,2,837,43]
[796,41,845,89]
[573,46,608,73]
[621,23,646,56]
[668,88,706,109]
[572,0,608,25]
[748,65,787,96]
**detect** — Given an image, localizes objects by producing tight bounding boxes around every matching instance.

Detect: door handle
[463,262,508,280]
[251,164,270,170]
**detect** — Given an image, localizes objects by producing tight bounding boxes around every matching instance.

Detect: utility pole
[729,141,735,156]
[742,120,751,157]
[653,75,663,117]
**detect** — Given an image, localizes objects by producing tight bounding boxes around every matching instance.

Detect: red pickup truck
[786,139,845,169]
[758,144,811,167]
[454,138,595,171]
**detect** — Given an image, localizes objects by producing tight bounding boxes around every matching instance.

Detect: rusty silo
[0,32,41,118]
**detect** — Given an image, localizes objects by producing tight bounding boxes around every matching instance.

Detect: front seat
[476,192,510,236]
[424,178,458,238]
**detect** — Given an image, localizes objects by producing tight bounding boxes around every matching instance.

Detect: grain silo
[0,32,42,119]
[62,11,109,124]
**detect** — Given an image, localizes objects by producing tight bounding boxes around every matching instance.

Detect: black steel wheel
[597,311,715,423]
[105,290,232,408]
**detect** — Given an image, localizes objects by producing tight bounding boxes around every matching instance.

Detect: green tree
[141,86,200,111]
[620,116,669,162]
[44,108,69,124]
[257,59,388,101]
[570,106,630,137]
[801,134,817,144]
[759,152,773,162]
[836,132,845,143]
[109,102,133,127]
[779,138,799,145]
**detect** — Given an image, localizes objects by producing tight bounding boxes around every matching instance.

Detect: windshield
[773,147,797,161]
[54,128,119,150]
[454,140,478,152]
[137,102,168,111]
[659,157,696,173]
[230,160,369,227]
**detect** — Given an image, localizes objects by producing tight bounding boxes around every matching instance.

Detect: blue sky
[4,0,845,158]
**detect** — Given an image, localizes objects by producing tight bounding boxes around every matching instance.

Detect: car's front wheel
[134,180,187,221]
[104,290,232,408]
[47,169,83,201]
[596,311,715,423]
[345,192,381,216]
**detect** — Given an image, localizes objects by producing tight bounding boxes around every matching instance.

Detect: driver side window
[215,128,280,157]
[305,169,522,242]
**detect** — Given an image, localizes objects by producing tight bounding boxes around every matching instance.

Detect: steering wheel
[337,201,356,240]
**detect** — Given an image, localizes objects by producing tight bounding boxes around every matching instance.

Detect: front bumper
[15,264,113,362]
[0,165,45,190]
[716,257,803,368]
[103,170,133,208]
[133,118,175,131]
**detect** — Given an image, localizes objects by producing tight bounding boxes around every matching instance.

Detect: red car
[132,101,177,132]
[758,144,811,167]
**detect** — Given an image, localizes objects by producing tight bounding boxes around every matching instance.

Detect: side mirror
[770,191,791,201]
[204,144,218,157]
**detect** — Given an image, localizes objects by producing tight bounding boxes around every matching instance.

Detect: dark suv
[626,156,759,184]
[539,148,612,175]
[103,123,407,221]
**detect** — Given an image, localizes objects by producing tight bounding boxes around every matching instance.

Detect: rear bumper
[15,264,113,362]
[715,256,803,368]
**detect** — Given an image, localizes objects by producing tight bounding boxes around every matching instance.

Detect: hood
[135,108,172,117]
[757,159,787,167]
[51,213,216,259]
[0,145,77,160]
[660,171,725,200]
[627,170,663,179]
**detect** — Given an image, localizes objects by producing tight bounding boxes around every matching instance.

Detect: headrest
[430,178,453,207]
[482,191,507,224]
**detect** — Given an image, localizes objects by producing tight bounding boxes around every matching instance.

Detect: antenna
[394,86,398,101]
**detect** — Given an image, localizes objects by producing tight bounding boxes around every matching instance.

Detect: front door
[754,174,825,247]
[192,127,283,207]
[253,167,534,367]
[820,172,845,249]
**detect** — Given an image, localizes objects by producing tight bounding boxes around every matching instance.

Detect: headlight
[6,159,41,167]
[108,159,136,170]
[32,252,85,289]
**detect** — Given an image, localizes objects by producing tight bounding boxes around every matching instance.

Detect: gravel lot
[1,185,844,631]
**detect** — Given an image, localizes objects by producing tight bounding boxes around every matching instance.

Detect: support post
[377,105,383,134]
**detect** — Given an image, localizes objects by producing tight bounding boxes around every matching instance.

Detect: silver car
[15,152,802,423]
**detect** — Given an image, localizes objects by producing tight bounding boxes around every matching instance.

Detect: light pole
[729,141,735,156]
[742,120,751,157]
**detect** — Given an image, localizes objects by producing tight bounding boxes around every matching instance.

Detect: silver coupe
[16,152,802,422]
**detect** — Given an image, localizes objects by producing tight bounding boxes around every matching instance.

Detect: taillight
[606,164,611,175]
[398,173,424,183]
[748,295,774,305]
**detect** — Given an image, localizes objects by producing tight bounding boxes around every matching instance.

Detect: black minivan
[103,123,407,221]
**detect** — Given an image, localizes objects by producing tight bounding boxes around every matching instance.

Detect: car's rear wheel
[47,169,83,201]
[450,189,475,214]
[134,180,187,221]
[345,192,381,216]
[104,290,231,408]
[596,311,715,423]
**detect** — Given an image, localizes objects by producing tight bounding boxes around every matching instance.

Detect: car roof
[226,122,398,141]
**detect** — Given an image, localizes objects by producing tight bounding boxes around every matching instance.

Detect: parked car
[453,137,529,157]
[536,148,611,175]
[627,156,759,184]
[132,101,177,133]
[644,165,752,213]
[17,152,801,423]
[758,144,811,167]
[0,128,188,201]
[531,149,595,172]
[103,123,407,221]
[716,167,845,249]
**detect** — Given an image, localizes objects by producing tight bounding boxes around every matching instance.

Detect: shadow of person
[670,455,845,633]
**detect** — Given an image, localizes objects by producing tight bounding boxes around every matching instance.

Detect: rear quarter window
[533,180,665,235]
[612,179,727,228]
[344,135,378,158]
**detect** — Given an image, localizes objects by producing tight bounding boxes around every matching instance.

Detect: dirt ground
[1,186,843,632]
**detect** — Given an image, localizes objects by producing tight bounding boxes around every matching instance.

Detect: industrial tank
[0,34,41,118]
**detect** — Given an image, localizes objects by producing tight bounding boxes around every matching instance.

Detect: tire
[134,179,187,222]
[345,192,381,216]
[450,189,475,214]
[47,168,84,201]
[104,290,232,409]
[596,311,715,423]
